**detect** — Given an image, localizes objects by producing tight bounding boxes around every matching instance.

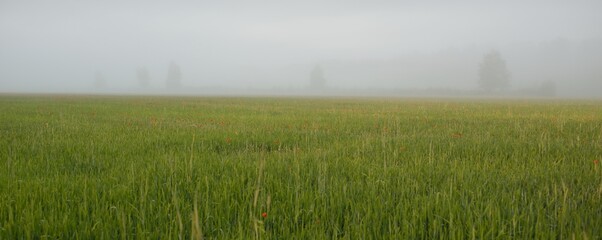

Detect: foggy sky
[1,0,601,97]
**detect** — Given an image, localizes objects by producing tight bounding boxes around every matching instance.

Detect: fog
[1,0,601,97]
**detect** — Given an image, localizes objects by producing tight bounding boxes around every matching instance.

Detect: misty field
[0,95,601,239]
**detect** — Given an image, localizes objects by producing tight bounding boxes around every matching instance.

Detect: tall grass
[1,95,601,239]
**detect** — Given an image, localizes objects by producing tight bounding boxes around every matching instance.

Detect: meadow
[0,95,601,239]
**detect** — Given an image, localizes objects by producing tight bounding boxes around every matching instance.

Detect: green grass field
[1,95,601,239]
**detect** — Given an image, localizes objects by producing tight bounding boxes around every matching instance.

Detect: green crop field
[1,95,601,239]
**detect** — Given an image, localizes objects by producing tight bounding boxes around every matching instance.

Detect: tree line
[94,61,181,89]
[94,51,555,95]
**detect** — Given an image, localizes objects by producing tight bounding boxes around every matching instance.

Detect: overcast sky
[1,0,601,95]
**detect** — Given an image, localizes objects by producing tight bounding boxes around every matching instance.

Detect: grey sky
[1,0,601,95]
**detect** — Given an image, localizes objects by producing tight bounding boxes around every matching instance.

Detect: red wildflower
[261,212,268,218]
[594,159,599,165]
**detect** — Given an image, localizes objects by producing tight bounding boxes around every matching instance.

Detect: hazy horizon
[1,1,601,97]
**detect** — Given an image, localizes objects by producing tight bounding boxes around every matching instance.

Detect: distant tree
[539,80,556,97]
[94,71,106,89]
[478,50,510,91]
[137,67,151,88]
[166,62,181,88]
[310,65,326,89]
